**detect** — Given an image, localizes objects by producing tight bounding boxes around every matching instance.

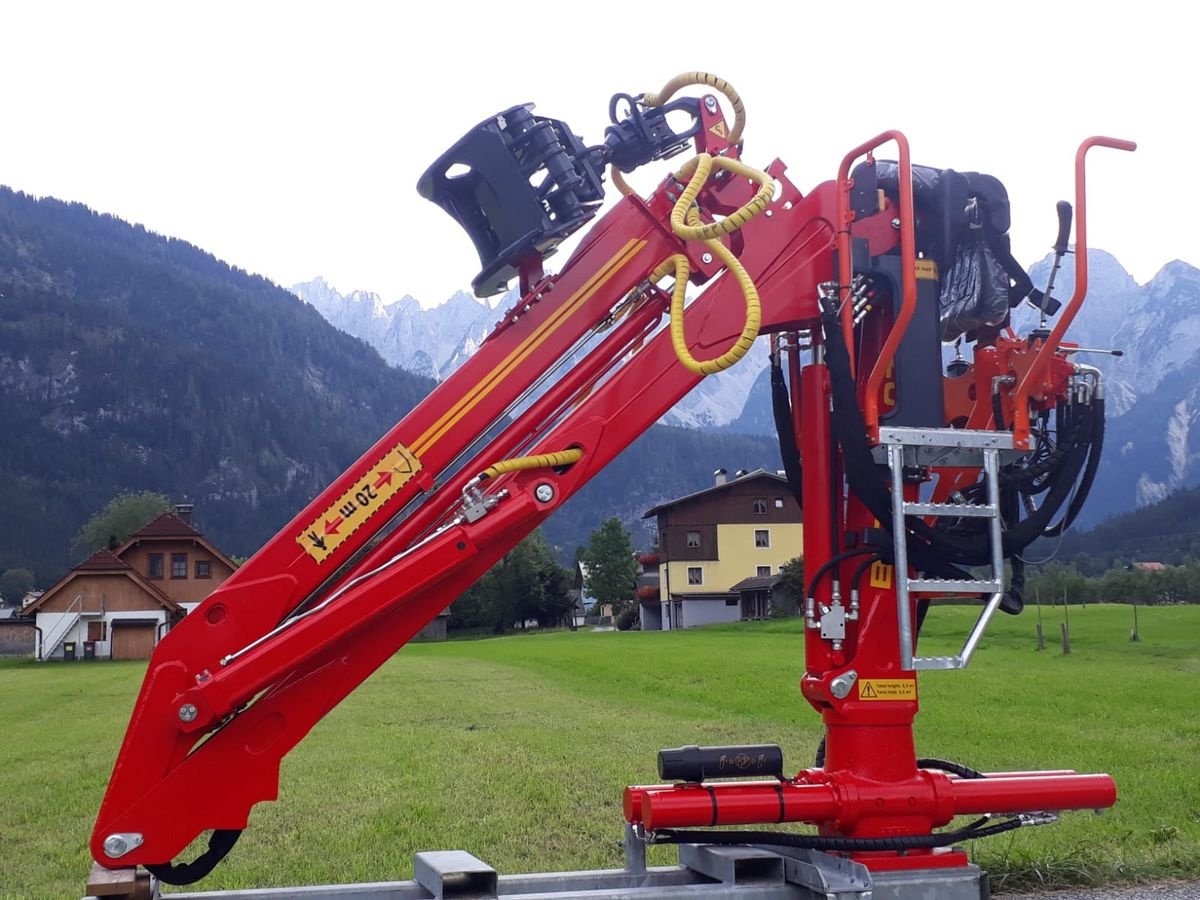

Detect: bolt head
[704,95,718,113]
[103,835,129,858]
[891,218,901,229]
[178,703,198,723]
[701,252,714,265]
[534,484,555,503]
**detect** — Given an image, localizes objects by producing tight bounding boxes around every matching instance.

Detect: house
[729,574,796,620]
[642,469,802,630]
[636,551,662,629]
[0,606,35,657]
[1129,561,1168,572]
[21,507,238,660]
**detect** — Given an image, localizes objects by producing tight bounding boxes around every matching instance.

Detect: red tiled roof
[131,513,203,539]
[74,549,133,572]
[114,511,241,575]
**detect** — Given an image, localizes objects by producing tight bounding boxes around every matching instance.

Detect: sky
[1,1,1191,308]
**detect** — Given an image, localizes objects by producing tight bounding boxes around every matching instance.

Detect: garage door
[112,624,156,660]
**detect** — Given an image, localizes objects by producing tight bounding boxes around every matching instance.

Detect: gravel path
[996,884,1200,900]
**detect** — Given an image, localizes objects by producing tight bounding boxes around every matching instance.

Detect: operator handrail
[1011,136,1136,448]
[835,131,916,436]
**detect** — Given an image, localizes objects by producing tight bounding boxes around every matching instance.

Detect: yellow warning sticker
[915,259,939,280]
[868,561,894,589]
[858,679,917,702]
[296,443,422,564]
[709,121,727,139]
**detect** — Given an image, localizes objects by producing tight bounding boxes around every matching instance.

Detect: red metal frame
[1011,136,1136,448]
[92,105,1129,880]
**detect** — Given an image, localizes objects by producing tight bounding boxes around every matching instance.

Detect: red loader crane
[87,72,1134,900]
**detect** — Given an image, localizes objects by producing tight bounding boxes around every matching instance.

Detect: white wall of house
[678,597,742,629]
[36,609,170,660]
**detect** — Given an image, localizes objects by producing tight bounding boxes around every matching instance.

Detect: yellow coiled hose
[654,153,773,375]
[480,448,583,481]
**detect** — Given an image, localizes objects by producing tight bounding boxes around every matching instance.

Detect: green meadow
[2,604,1197,898]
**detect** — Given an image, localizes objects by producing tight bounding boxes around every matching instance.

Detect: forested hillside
[0,188,783,584]
[0,187,435,582]
[1052,481,1200,572]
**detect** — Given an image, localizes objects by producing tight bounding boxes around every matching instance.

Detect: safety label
[296,443,422,564]
[858,679,917,701]
[709,121,727,139]
[868,561,893,589]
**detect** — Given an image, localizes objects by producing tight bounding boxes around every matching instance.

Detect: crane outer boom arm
[91,156,857,868]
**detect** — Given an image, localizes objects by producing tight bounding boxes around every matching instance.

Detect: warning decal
[709,121,727,139]
[296,443,422,564]
[868,561,893,589]
[858,679,917,702]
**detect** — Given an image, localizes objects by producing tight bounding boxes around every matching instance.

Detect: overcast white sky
[2,1,1190,307]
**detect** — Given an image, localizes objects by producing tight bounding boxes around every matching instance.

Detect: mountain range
[0,188,779,585]
[4,176,1197,585]
[295,250,1200,528]
[292,278,772,431]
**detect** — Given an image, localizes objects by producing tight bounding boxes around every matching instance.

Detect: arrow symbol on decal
[324,516,344,535]
[374,470,393,489]
[308,531,327,551]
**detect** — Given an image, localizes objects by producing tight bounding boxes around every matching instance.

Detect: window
[754,529,770,548]
[687,566,703,585]
[195,559,212,579]
[774,497,784,508]
[753,497,767,514]
[757,565,772,577]
[87,621,107,642]
[725,597,738,606]
[148,554,164,580]
[171,553,188,579]
[686,531,701,548]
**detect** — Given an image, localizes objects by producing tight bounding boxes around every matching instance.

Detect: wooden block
[86,862,153,899]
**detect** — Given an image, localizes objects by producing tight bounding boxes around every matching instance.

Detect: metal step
[888,441,1007,673]
[908,578,1001,594]
[902,502,996,518]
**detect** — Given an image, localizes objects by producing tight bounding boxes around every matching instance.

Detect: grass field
[2,604,1198,899]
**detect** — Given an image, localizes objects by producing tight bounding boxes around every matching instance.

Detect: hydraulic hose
[670,154,774,241]
[655,205,763,375]
[1043,396,1104,537]
[650,816,1023,852]
[643,71,746,146]
[480,448,583,480]
[770,347,803,504]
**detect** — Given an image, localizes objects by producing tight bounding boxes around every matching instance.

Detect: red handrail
[835,131,916,434]
[1010,136,1136,448]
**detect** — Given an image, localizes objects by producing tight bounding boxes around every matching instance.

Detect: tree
[775,556,806,615]
[71,492,172,558]
[449,530,573,633]
[0,567,36,605]
[582,518,638,615]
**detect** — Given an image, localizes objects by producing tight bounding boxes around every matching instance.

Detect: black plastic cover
[938,220,1012,341]
[658,744,784,782]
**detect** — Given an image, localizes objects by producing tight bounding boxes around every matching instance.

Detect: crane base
[85,838,990,900]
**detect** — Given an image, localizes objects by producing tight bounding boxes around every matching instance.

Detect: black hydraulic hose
[849,554,880,595]
[770,351,803,504]
[651,816,1023,852]
[918,757,985,779]
[1043,397,1104,537]
[804,547,881,603]
[821,308,991,567]
[824,303,1094,564]
[147,829,242,886]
